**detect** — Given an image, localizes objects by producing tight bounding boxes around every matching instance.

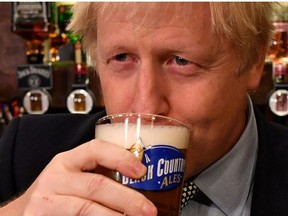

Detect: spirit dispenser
[66,41,95,114]
[12,2,54,114]
[268,15,288,119]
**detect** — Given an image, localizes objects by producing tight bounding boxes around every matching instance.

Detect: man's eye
[175,56,189,66]
[114,53,127,62]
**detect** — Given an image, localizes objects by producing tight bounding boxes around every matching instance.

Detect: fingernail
[134,160,146,175]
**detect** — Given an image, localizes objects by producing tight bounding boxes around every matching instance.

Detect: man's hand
[1,139,157,216]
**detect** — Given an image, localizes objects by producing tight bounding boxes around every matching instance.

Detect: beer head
[96,123,189,149]
[95,113,190,149]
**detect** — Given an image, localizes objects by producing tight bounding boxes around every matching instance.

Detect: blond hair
[68,2,278,74]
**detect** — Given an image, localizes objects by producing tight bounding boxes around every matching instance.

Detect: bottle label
[14,2,45,18]
[273,61,288,84]
[274,62,287,75]
[16,64,53,90]
[12,2,54,35]
[122,145,185,191]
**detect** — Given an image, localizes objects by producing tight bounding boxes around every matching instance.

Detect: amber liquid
[141,185,183,216]
[73,93,86,111]
[276,93,288,111]
[29,93,42,112]
[12,2,56,40]
[13,21,56,41]
[95,166,182,216]
[94,149,186,216]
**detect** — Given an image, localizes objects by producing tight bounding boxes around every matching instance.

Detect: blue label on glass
[122,145,185,191]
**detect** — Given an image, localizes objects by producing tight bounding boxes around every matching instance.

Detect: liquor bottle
[12,2,54,115]
[273,59,288,84]
[12,2,57,41]
[11,100,23,117]
[66,41,94,114]
[272,22,288,84]
[73,41,87,86]
[11,2,58,64]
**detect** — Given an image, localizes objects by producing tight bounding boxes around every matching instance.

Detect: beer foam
[95,123,189,149]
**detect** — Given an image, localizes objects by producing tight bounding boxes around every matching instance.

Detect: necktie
[181,181,212,209]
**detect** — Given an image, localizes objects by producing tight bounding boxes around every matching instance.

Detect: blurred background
[1,2,288,136]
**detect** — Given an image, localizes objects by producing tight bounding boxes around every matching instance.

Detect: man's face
[95,3,262,177]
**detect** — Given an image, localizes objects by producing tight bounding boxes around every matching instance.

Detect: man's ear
[247,46,268,91]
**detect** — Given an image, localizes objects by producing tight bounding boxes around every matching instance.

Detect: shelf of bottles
[8,2,103,117]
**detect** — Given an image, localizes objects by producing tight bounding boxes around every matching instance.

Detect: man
[1,2,288,215]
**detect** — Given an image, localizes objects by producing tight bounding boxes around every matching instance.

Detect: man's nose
[129,63,169,115]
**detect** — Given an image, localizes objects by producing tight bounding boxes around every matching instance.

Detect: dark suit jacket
[0,108,288,215]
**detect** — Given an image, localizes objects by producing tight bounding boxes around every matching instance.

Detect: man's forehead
[97,2,211,29]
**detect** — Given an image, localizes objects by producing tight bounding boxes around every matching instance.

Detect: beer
[94,162,185,216]
[95,115,189,216]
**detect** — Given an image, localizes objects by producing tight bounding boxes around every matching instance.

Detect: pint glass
[95,113,190,216]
